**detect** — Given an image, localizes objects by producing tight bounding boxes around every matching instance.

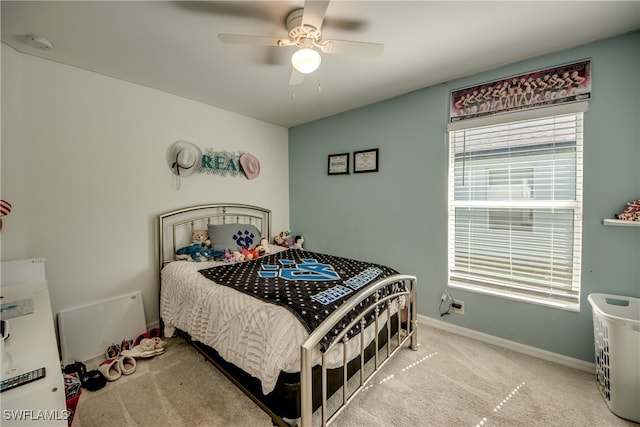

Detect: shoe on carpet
[105,343,121,359]
[121,341,163,358]
[63,361,87,377]
[118,355,137,375]
[142,337,166,351]
[120,338,134,352]
[81,370,107,391]
[133,327,162,346]
[98,358,122,381]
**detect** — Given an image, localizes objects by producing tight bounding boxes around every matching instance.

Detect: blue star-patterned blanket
[198,249,403,351]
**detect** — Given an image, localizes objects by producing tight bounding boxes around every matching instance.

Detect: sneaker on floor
[105,343,121,359]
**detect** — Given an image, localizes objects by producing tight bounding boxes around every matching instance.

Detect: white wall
[1,44,290,326]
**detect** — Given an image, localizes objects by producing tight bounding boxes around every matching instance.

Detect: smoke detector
[25,35,53,50]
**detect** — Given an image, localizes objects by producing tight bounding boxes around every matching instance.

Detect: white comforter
[160,247,397,395]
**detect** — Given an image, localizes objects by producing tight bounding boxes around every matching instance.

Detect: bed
[158,204,418,426]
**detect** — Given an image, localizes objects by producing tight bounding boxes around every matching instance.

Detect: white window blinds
[448,107,584,310]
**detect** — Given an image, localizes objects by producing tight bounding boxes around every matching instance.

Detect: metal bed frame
[158,203,418,427]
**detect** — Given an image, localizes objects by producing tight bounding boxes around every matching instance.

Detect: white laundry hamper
[587,293,640,423]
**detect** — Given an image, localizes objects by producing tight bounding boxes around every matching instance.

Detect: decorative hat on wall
[0,199,12,232]
[239,153,261,180]
[168,141,202,177]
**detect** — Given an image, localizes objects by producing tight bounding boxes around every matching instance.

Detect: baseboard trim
[419,314,594,373]
[147,320,160,330]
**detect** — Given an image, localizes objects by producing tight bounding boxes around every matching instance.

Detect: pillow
[208,223,262,251]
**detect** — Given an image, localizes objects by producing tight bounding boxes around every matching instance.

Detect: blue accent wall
[289,32,640,362]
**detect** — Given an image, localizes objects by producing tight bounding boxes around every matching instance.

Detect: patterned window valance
[449,59,591,123]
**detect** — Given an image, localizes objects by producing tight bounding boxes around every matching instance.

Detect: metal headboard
[157,203,272,272]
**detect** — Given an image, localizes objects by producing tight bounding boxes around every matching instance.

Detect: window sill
[449,281,580,312]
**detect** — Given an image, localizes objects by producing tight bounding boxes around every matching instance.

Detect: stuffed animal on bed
[192,229,211,247]
[256,238,270,256]
[176,243,221,262]
[274,231,304,249]
[274,231,288,247]
[242,246,260,261]
[274,231,297,248]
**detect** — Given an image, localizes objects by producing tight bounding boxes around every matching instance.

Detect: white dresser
[1,260,67,426]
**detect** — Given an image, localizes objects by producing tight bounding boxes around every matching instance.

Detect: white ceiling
[2,1,639,128]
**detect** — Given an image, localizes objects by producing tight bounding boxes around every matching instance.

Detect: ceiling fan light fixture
[292,48,321,74]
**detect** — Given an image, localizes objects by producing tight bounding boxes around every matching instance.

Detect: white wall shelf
[603,219,640,227]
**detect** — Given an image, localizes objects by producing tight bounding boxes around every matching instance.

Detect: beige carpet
[72,321,637,427]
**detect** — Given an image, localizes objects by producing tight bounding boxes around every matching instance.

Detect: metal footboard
[300,274,418,427]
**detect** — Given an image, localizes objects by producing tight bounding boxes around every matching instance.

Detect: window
[448,105,585,310]
[488,168,534,231]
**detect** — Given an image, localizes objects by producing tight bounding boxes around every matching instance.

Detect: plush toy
[176,243,221,262]
[275,230,299,248]
[256,238,270,256]
[274,231,304,249]
[192,229,211,247]
[274,231,289,247]
[617,199,640,221]
[241,246,260,261]
[223,248,234,263]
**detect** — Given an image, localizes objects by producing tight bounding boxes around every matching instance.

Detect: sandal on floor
[119,355,137,375]
[98,358,122,381]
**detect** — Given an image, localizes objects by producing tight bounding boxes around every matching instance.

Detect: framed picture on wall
[353,148,379,173]
[327,153,350,175]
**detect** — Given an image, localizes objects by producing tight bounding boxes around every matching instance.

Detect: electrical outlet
[453,300,464,314]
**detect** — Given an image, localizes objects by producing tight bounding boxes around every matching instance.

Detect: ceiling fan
[218,0,384,85]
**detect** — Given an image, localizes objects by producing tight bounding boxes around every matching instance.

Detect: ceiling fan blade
[218,34,283,47]
[302,0,330,29]
[320,39,384,57]
[289,68,305,86]
[323,16,367,31]
[176,1,287,26]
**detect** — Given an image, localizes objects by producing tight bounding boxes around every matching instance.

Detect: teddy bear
[176,243,221,262]
[192,229,211,247]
